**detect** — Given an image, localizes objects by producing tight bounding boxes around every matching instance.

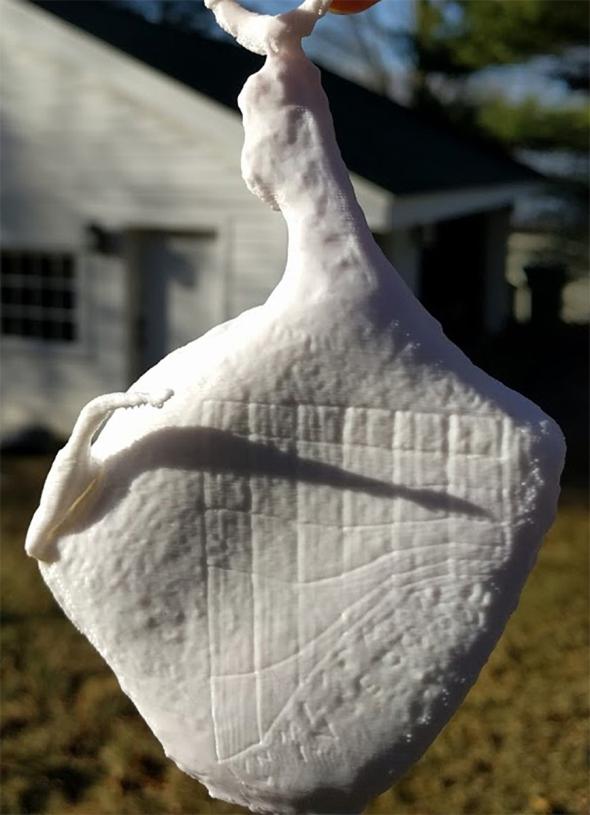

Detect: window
[1,250,78,342]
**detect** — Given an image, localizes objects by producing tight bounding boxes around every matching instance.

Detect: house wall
[483,208,512,334]
[1,253,129,437]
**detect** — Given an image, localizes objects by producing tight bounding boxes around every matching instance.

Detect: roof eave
[389,181,544,229]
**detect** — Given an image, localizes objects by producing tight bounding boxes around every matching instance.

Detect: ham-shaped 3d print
[26,1,565,812]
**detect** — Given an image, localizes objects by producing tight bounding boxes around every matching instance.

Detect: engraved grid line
[201,401,509,761]
[447,414,459,582]
[204,471,222,762]
[341,408,351,578]
[202,398,507,423]
[203,509,495,529]
[206,541,479,591]
[248,404,263,744]
[296,405,303,704]
[392,410,401,548]
[235,431,505,459]
[218,570,392,762]
[211,567,459,682]
[200,400,508,457]
[217,558,455,764]
[500,416,512,553]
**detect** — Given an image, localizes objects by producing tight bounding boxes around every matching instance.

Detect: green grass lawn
[1,457,588,815]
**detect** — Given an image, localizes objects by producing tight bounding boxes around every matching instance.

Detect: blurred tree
[348,0,589,285]
[475,97,589,153]
[413,0,588,76]
[348,0,588,118]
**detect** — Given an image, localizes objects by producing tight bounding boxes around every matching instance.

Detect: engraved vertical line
[204,476,221,760]
[296,404,303,695]
[248,403,262,743]
[392,410,401,544]
[447,414,458,581]
[413,412,420,499]
[200,402,219,759]
[500,415,512,551]
[342,407,350,577]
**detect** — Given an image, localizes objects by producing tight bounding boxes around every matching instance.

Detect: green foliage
[406,0,590,159]
[416,0,590,75]
[1,458,588,814]
[476,96,590,151]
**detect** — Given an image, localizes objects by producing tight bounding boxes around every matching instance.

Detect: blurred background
[1,0,588,813]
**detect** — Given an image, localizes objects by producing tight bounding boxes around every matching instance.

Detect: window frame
[0,246,89,356]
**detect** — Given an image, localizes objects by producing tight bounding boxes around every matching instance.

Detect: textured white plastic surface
[26,2,565,813]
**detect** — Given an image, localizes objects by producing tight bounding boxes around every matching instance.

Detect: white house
[0,0,542,440]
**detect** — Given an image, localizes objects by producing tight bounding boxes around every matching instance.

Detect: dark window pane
[22,287,37,306]
[1,285,15,305]
[0,251,77,343]
[41,320,55,340]
[56,289,67,308]
[19,255,35,276]
[9,287,24,306]
[2,317,19,335]
[39,256,56,279]
[40,288,64,308]
[62,289,75,310]
[61,256,74,279]
[62,321,75,341]
[21,318,34,337]
[39,288,51,308]
[1,254,15,276]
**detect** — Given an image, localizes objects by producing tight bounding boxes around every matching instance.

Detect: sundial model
[26,1,565,813]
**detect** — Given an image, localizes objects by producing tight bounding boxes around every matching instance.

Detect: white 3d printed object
[26,1,565,812]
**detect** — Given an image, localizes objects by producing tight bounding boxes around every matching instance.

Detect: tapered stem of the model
[239,46,385,299]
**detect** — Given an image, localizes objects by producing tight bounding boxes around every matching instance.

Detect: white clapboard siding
[1,255,130,438]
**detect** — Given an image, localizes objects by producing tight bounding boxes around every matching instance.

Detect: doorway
[129,230,222,377]
[420,213,487,349]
